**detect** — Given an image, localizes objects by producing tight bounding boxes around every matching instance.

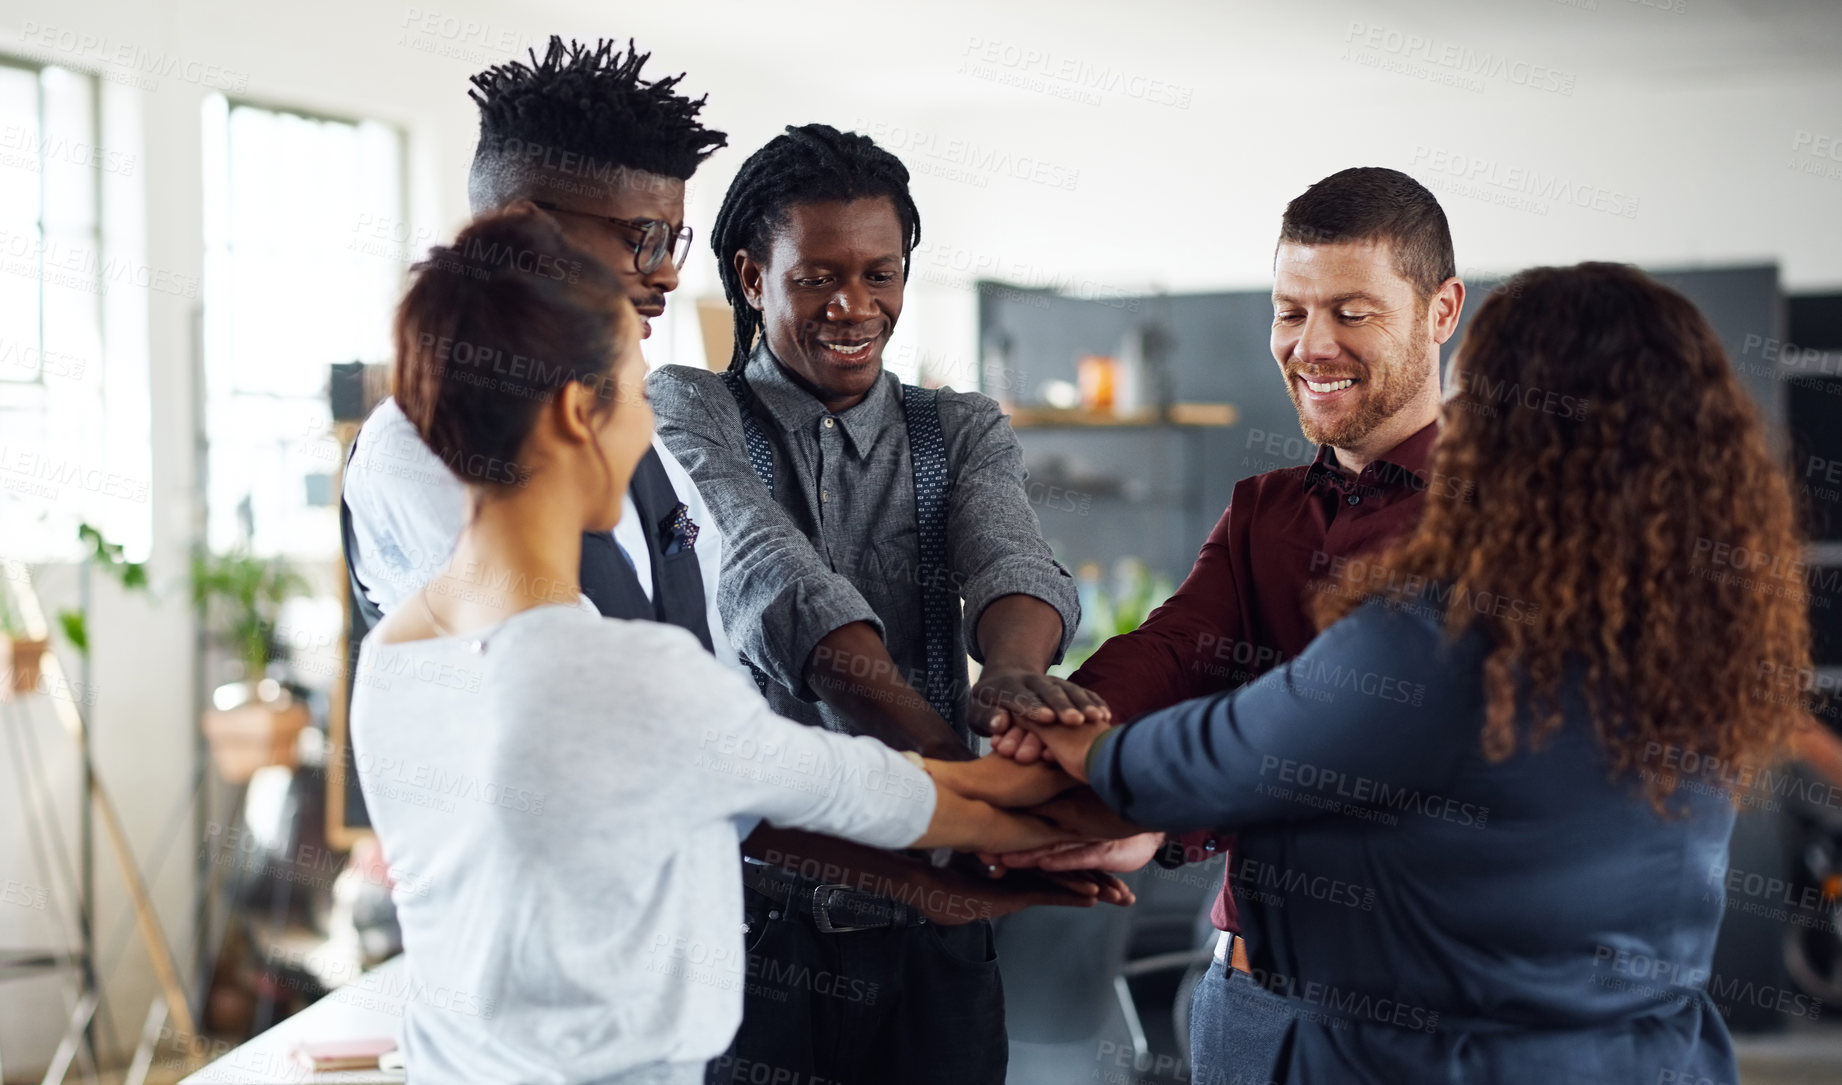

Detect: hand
[917,739,978,762]
[921,860,1133,924]
[970,666,1110,739]
[913,787,1083,855]
[984,832,1167,875]
[954,851,1137,907]
[1010,716,1113,783]
[982,671,1109,765]
[990,724,1054,765]
[925,755,1078,809]
[1022,789,1145,842]
[1034,867,1137,907]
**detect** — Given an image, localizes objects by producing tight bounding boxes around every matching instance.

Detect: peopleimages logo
[957,36,1195,109]
[1342,21,1576,96]
[0,124,136,177]
[16,22,249,93]
[1411,146,1639,219]
[852,117,1081,193]
[1258,755,1490,828]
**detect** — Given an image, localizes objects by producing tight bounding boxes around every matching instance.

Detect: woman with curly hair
[1008,262,1818,1083]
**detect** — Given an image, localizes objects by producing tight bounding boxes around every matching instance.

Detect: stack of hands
[911,670,1170,917]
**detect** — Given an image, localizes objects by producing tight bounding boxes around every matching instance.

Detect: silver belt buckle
[811,884,880,934]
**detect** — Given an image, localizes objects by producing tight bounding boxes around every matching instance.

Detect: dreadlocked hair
[468,36,726,189]
[711,123,922,370]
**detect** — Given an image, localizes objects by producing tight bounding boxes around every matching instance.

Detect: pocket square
[659,501,700,555]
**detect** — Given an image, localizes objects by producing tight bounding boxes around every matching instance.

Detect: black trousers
[705,882,1008,1085]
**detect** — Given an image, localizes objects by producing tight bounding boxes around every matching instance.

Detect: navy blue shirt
[1088,597,1738,1084]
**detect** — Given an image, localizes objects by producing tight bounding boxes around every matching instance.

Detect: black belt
[741,860,927,934]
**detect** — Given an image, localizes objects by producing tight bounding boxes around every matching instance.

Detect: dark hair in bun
[392,205,634,487]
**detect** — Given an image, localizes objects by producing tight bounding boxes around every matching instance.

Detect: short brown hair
[1279,167,1455,299]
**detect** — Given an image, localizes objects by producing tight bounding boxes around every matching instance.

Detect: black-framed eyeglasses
[532,200,694,275]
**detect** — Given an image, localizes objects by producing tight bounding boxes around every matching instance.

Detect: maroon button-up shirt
[1071,420,1440,932]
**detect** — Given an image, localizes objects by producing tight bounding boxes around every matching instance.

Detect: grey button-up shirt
[647,344,1080,737]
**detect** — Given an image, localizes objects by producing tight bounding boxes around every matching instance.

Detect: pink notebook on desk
[291,1037,399,1072]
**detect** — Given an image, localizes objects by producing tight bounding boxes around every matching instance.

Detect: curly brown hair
[1315,262,1813,808]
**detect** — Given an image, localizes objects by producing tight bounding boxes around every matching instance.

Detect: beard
[1285,317,1431,449]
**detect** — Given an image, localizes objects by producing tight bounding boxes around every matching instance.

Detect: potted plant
[12,523,156,696]
[192,549,311,784]
[0,582,48,696]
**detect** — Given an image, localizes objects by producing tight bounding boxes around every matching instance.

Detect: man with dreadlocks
[649,123,1127,1085]
[343,37,733,663]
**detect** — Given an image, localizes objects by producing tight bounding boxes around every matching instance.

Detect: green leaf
[73,521,151,594]
[191,546,306,678]
[57,609,87,655]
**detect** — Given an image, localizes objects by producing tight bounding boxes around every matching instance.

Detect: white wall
[23,0,1837,377]
[0,0,1837,1072]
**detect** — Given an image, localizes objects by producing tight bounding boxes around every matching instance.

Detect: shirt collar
[744,341,900,456]
[1304,419,1440,494]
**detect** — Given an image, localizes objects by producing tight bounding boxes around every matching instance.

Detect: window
[0,59,130,559]
[201,97,406,557]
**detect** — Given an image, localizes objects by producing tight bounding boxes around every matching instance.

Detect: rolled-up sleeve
[1089,600,1482,832]
[938,392,1080,664]
[648,365,883,699]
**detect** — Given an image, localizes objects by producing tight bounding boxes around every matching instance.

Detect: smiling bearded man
[985,166,1467,1085]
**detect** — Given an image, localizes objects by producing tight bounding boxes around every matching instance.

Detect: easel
[0,559,199,1083]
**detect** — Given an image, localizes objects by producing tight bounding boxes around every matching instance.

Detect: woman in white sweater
[350,208,1084,1085]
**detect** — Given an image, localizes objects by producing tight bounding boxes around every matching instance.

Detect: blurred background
[0,0,1838,1082]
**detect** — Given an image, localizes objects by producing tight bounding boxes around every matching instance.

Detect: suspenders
[901,384,960,736]
[719,369,961,734]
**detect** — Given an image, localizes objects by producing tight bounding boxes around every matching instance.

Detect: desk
[180,957,407,1084]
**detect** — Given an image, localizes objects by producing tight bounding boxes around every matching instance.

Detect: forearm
[742,824,938,899]
[1084,699,1257,829]
[927,755,1074,807]
[745,818,1125,919]
[1087,605,1475,830]
[806,622,971,760]
[976,594,1065,674]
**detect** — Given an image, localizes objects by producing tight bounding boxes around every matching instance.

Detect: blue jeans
[1189,957,1294,1085]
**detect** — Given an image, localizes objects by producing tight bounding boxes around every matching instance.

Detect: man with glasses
[529,199,696,288]
[342,36,732,660]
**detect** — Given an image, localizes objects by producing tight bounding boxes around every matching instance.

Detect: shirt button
[822,490,830,503]
[1346,494,1361,506]
[823,417,836,429]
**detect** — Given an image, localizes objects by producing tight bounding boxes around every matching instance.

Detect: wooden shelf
[1007,403,1238,429]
